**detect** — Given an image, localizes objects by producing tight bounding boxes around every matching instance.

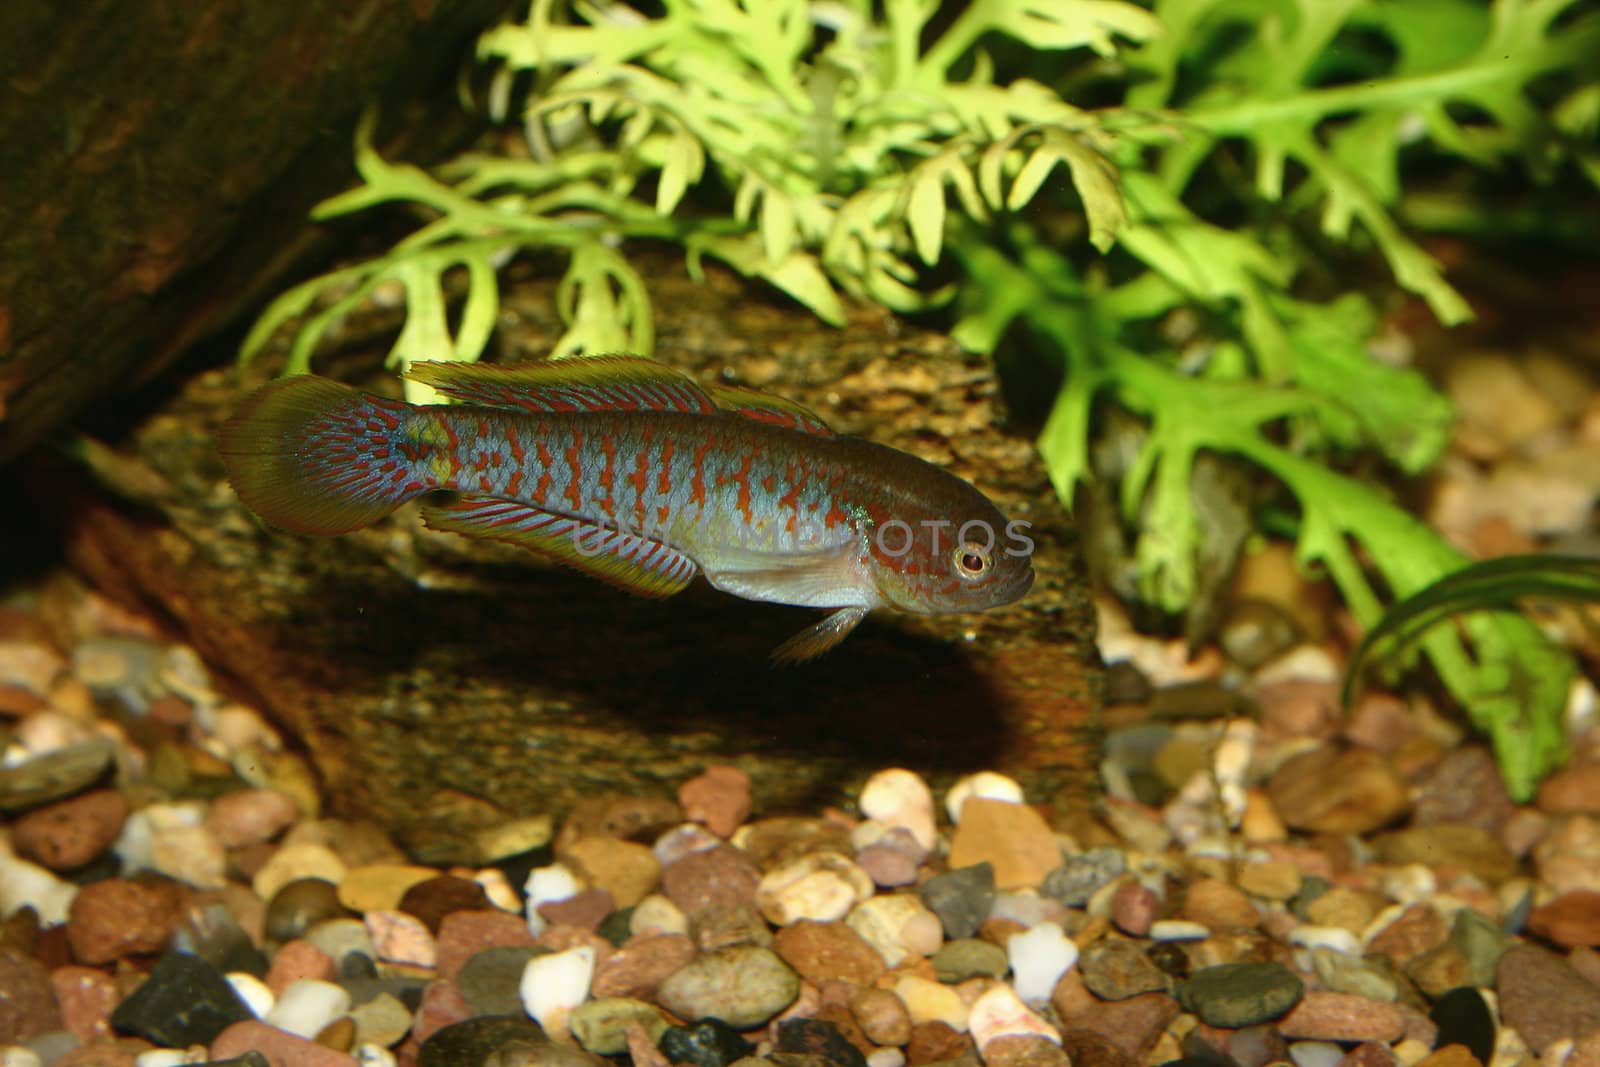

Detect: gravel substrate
[1,569,1599,1067]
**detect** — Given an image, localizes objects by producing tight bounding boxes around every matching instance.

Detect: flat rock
[0,946,61,1043]
[948,799,1062,891]
[920,862,996,941]
[0,738,116,812]
[656,944,800,1029]
[1527,889,1600,948]
[10,788,128,870]
[1265,747,1409,835]
[1496,943,1600,1052]
[773,920,886,987]
[416,1014,548,1067]
[110,951,254,1047]
[1177,961,1304,1029]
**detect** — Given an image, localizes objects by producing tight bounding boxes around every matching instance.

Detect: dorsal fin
[708,384,835,436]
[404,357,718,415]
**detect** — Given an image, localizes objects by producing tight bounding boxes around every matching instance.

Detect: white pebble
[134,1051,207,1067]
[1255,645,1340,685]
[1375,863,1437,904]
[267,978,352,1038]
[355,1045,398,1066]
[523,862,582,935]
[847,894,942,967]
[859,769,937,850]
[1288,1040,1346,1067]
[520,944,595,1035]
[0,844,76,925]
[365,909,436,967]
[967,983,1060,1050]
[629,893,688,937]
[945,772,1023,824]
[150,824,228,890]
[0,1048,43,1067]
[989,891,1053,928]
[1149,919,1210,942]
[867,1049,906,1067]
[1006,922,1079,1004]
[653,823,721,866]
[1288,924,1361,955]
[226,971,275,1018]
[756,851,874,925]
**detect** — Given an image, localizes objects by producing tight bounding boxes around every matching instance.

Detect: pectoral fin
[771,606,869,664]
[422,496,698,597]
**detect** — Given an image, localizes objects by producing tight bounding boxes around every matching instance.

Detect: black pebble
[1431,986,1495,1066]
[598,905,635,947]
[775,1018,868,1067]
[659,1019,753,1067]
[110,951,254,1047]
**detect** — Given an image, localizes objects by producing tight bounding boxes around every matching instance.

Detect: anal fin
[422,497,698,597]
[771,606,869,664]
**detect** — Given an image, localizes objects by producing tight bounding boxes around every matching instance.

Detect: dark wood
[0,0,506,463]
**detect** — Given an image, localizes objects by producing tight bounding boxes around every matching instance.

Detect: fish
[218,356,1035,661]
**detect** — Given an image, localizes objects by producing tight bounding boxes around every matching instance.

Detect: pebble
[948,800,1061,891]
[1058,991,1178,1062]
[933,939,1009,983]
[1495,942,1600,1053]
[110,952,254,1048]
[656,944,798,1029]
[1182,877,1261,930]
[1278,992,1406,1043]
[569,997,667,1055]
[1538,763,1600,814]
[1041,848,1125,908]
[562,837,661,909]
[206,789,299,847]
[652,824,722,868]
[919,864,996,941]
[1266,747,1411,834]
[980,1034,1070,1067]
[149,823,228,890]
[1177,961,1304,1028]
[1428,987,1495,1066]
[588,931,692,999]
[434,908,537,980]
[1527,888,1600,947]
[210,1020,357,1066]
[520,945,596,1034]
[660,846,761,914]
[0,738,116,812]
[0,847,77,924]
[338,865,438,914]
[629,894,690,937]
[1076,938,1169,1001]
[0,947,60,1044]
[905,1019,976,1063]
[414,1015,546,1067]
[1374,825,1517,884]
[677,765,752,839]
[967,984,1059,1051]
[266,978,350,1039]
[264,878,349,942]
[303,918,377,974]
[1006,923,1077,1004]
[52,964,119,1041]
[1148,920,1209,942]
[67,878,181,964]
[657,1019,751,1067]
[1238,861,1301,901]
[10,789,128,871]
[852,986,913,1047]
[452,945,544,1016]
[225,971,275,1018]
[348,992,412,1049]
[860,769,938,851]
[757,851,875,926]
[846,893,942,967]
[775,1016,868,1067]
[264,939,335,993]
[1109,881,1157,936]
[855,828,925,889]
[1413,748,1513,833]
[773,920,886,986]
[397,876,492,934]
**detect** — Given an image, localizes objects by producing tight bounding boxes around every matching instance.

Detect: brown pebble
[1256,679,1341,742]
[1539,763,1600,814]
[661,845,761,913]
[1374,824,1518,884]
[947,798,1062,891]
[1058,1027,1137,1067]
[1182,877,1260,930]
[981,1034,1070,1067]
[1266,746,1410,834]
[592,932,696,999]
[1413,747,1513,833]
[211,1019,359,1065]
[1497,942,1600,1053]
[906,1020,976,1065]
[206,787,300,847]
[1278,991,1406,1043]
[851,985,912,1046]
[773,919,886,987]
[1336,1041,1400,1067]
[1059,992,1180,1062]
[1049,969,1096,1020]
[398,874,492,934]
[1111,881,1157,936]
[538,887,615,931]
[1367,903,1448,962]
[0,946,62,1044]
[314,1014,357,1052]
[1527,889,1600,948]
[409,978,473,1045]
[688,901,772,952]
[434,909,537,980]
[51,964,118,1042]
[12,789,128,870]
[66,878,182,964]
[556,793,681,851]
[266,938,336,994]
[562,835,662,908]
[678,765,752,838]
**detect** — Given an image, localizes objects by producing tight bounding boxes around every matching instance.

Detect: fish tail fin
[218,375,426,535]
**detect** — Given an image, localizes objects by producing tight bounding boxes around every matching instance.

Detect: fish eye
[953,542,992,580]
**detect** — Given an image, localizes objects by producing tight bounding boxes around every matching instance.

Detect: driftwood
[60,263,1101,860]
[0,0,504,463]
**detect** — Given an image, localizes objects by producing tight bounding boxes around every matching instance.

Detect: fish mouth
[994,562,1036,606]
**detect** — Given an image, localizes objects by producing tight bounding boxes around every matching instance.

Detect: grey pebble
[919,862,995,941]
[1077,938,1170,1001]
[1041,846,1126,907]
[263,877,348,942]
[1177,961,1304,1028]
[1449,906,1511,988]
[458,945,549,1016]
[656,944,800,1029]
[0,738,116,812]
[419,1015,547,1067]
[1310,947,1397,1003]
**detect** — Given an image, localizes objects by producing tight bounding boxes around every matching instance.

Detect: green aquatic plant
[241,0,1600,798]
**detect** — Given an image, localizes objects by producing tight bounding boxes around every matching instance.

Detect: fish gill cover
[238,0,1600,799]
